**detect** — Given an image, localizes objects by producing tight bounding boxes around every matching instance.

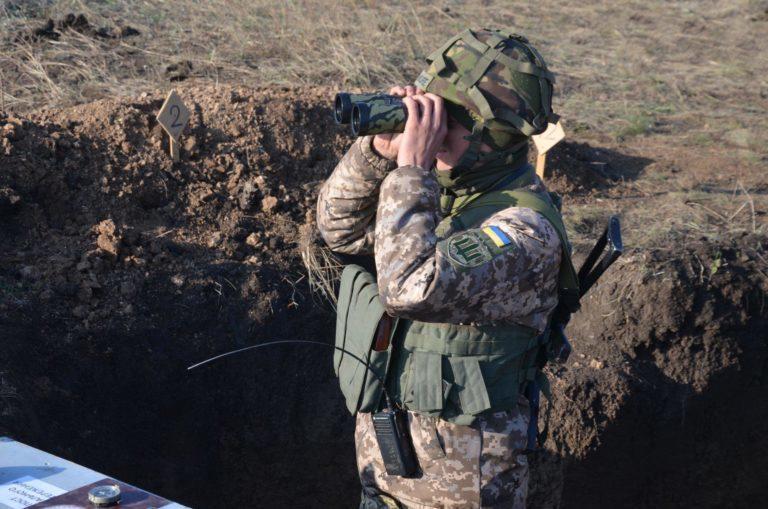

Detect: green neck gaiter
[435,144,529,196]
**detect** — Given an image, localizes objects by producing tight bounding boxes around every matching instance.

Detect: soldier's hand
[396,93,448,170]
[372,86,423,160]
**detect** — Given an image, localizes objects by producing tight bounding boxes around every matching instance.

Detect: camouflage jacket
[317,136,561,332]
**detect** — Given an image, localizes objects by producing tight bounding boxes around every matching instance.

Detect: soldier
[317,28,577,508]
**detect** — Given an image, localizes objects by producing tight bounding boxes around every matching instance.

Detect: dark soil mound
[13,13,141,42]
[1,86,766,508]
[539,140,652,197]
[530,234,768,508]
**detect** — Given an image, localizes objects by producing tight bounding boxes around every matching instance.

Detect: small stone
[39,289,54,301]
[589,359,605,369]
[2,123,23,141]
[0,187,21,212]
[171,274,185,287]
[207,232,222,248]
[184,136,199,156]
[238,180,259,210]
[72,305,88,318]
[76,260,91,272]
[245,232,260,247]
[95,219,120,258]
[261,196,279,212]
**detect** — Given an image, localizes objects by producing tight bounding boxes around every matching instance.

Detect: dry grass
[566,182,765,250]
[300,224,343,308]
[2,0,768,149]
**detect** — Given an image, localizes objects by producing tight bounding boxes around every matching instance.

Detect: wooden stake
[170,136,179,162]
[535,152,547,180]
[156,89,189,162]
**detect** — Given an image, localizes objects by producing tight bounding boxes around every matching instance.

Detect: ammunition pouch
[389,320,542,425]
[335,264,398,414]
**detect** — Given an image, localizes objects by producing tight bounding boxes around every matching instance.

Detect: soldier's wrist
[360,136,398,173]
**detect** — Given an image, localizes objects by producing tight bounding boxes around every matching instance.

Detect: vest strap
[402,320,539,357]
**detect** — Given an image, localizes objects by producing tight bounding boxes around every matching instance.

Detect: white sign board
[0,475,66,508]
[532,120,566,155]
[0,437,189,509]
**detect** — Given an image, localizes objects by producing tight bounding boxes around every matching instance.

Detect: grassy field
[2,0,767,145]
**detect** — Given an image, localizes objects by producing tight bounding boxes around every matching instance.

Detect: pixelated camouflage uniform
[316,135,561,508]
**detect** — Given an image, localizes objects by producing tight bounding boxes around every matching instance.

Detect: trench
[1,86,767,508]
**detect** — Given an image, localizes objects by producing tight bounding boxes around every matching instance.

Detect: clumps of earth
[13,12,141,42]
[1,86,766,508]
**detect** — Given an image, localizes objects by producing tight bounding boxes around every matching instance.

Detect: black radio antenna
[187,339,395,410]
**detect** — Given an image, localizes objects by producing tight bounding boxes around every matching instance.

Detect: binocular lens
[351,103,366,137]
[334,93,351,124]
[335,93,386,125]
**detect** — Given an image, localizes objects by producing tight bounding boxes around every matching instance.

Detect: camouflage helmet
[415,28,557,155]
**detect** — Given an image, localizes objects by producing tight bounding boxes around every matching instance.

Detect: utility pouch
[335,264,398,414]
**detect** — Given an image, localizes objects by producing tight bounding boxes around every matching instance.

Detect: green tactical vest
[334,169,578,425]
[391,168,579,424]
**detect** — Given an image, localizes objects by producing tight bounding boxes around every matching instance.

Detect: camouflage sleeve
[316,136,397,255]
[375,165,561,331]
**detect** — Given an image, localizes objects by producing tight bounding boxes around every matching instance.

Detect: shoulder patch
[482,225,512,247]
[445,231,493,267]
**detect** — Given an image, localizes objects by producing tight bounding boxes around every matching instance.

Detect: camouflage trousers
[355,397,530,509]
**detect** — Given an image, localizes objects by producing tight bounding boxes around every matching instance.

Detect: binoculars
[334,92,407,136]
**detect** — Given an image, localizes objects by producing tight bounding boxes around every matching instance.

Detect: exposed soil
[531,234,768,508]
[13,12,141,42]
[1,85,766,508]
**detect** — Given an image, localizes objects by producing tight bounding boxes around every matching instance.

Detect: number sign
[156,90,190,141]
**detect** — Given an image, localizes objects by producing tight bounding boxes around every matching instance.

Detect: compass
[88,484,121,506]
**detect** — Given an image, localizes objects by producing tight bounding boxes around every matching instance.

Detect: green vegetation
[614,112,655,141]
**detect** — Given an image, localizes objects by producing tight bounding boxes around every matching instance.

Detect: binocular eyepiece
[334,92,407,137]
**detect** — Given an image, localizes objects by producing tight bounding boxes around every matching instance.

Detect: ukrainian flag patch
[482,225,512,248]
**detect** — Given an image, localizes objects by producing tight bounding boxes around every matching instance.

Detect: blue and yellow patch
[482,225,512,248]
